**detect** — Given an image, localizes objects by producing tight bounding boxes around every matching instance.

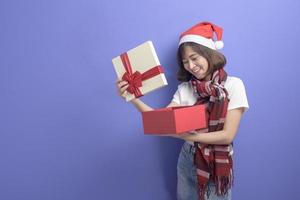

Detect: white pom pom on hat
[179,21,224,50]
[214,40,224,50]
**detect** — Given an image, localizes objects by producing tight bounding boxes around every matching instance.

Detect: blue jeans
[177,142,232,200]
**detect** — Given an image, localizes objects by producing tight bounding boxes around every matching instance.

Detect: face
[181,46,210,81]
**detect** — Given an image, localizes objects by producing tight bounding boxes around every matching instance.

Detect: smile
[192,67,201,73]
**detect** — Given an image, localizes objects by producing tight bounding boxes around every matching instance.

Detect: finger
[121,90,128,98]
[120,84,129,94]
[196,128,209,133]
[118,81,128,88]
[116,79,123,83]
[189,130,198,134]
[120,81,129,88]
[116,82,127,94]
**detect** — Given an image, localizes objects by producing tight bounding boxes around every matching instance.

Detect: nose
[187,60,194,70]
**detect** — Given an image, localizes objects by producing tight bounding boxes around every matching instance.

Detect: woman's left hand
[192,130,208,134]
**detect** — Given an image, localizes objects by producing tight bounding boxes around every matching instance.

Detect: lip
[192,66,201,73]
[193,69,199,73]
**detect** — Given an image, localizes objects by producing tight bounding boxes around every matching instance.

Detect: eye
[191,56,199,61]
[182,60,188,65]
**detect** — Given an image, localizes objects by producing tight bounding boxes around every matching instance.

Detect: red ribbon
[120,52,164,98]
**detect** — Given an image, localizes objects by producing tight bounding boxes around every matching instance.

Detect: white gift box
[112,41,168,101]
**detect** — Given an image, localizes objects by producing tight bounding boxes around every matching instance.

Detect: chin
[194,74,205,80]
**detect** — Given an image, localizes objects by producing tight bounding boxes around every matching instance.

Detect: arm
[130,98,153,112]
[166,101,180,108]
[175,108,245,145]
[116,79,153,112]
[116,79,180,113]
[130,97,181,112]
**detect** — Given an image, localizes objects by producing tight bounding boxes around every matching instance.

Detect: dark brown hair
[177,42,227,82]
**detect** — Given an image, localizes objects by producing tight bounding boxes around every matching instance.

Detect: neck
[203,74,212,81]
[192,74,212,82]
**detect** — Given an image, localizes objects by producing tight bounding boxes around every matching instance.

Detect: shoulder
[225,76,246,94]
[225,76,249,111]
[178,81,191,88]
[177,81,193,92]
[225,76,244,88]
[172,81,198,105]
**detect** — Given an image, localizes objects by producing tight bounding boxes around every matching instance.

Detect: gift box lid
[112,41,168,101]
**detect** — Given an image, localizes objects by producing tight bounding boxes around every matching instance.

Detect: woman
[116,22,249,200]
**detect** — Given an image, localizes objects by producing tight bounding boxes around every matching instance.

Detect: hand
[150,134,184,138]
[161,133,189,139]
[116,79,129,100]
[189,130,198,134]
[189,128,209,134]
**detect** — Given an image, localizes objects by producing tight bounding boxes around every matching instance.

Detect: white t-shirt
[172,76,249,111]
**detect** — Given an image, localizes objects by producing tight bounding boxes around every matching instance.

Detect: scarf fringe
[198,185,206,200]
[198,175,233,200]
[215,174,234,196]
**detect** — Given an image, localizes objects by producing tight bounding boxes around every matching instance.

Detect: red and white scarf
[191,68,233,200]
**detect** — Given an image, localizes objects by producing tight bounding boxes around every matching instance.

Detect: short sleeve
[227,78,249,112]
[171,85,181,105]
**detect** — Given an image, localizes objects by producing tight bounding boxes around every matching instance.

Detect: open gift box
[142,105,207,134]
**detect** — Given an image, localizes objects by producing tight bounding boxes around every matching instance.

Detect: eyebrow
[189,54,198,58]
[182,53,198,60]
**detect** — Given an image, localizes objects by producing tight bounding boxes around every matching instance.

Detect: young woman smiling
[116,21,249,200]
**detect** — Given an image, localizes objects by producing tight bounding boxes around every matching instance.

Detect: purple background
[1,0,300,199]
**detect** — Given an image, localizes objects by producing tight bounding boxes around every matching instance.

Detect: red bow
[122,71,143,97]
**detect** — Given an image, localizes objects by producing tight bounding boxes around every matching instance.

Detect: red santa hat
[179,21,224,50]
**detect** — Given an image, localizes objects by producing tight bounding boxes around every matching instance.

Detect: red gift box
[142,105,207,134]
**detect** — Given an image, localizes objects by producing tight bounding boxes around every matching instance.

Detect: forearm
[130,98,153,112]
[177,130,232,145]
[177,108,243,145]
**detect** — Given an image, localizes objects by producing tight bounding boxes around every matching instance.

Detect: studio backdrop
[1,0,300,199]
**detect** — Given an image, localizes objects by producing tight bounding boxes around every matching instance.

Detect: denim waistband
[184,141,196,154]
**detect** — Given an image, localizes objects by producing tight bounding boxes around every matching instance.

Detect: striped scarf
[191,68,233,200]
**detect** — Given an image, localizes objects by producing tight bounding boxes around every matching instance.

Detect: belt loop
[189,144,196,154]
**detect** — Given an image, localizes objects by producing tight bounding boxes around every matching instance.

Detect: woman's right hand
[115,79,153,112]
[116,79,129,100]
